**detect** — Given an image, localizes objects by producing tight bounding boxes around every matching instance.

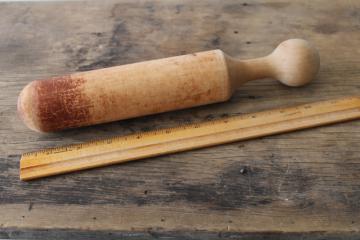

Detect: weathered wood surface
[0,0,359,239]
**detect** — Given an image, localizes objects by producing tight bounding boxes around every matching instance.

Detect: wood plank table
[0,0,359,239]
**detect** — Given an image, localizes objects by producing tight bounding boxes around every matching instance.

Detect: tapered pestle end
[17,82,43,132]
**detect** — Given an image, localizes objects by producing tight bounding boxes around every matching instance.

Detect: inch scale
[20,96,360,180]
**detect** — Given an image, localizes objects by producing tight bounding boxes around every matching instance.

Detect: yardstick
[20,96,360,181]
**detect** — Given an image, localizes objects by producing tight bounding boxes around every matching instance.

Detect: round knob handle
[269,39,320,87]
[226,39,320,89]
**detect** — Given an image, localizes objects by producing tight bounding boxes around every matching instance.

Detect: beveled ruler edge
[20,96,360,181]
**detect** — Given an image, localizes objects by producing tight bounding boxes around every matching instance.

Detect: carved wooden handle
[18,39,320,132]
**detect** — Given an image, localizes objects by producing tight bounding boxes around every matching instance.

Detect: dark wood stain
[28,202,33,211]
[314,23,338,35]
[77,21,132,71]
[34,75,91,132]
[175,4,184,14]
[1,228,359,240]
[261,2,290,9]
[0,155,316,210]
[211,36,221,46]
[165,161,315,210]
[222,3,250,14]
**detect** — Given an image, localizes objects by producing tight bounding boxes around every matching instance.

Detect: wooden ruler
[20,96,360,181]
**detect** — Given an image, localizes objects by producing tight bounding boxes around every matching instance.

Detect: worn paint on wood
[0,0,360,239]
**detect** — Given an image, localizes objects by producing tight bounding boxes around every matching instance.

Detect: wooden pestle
[18,39,320,132]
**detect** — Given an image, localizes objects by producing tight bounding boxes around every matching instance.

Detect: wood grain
[0,0,360,239]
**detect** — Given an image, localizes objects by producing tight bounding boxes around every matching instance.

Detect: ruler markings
[20,96,360,180]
